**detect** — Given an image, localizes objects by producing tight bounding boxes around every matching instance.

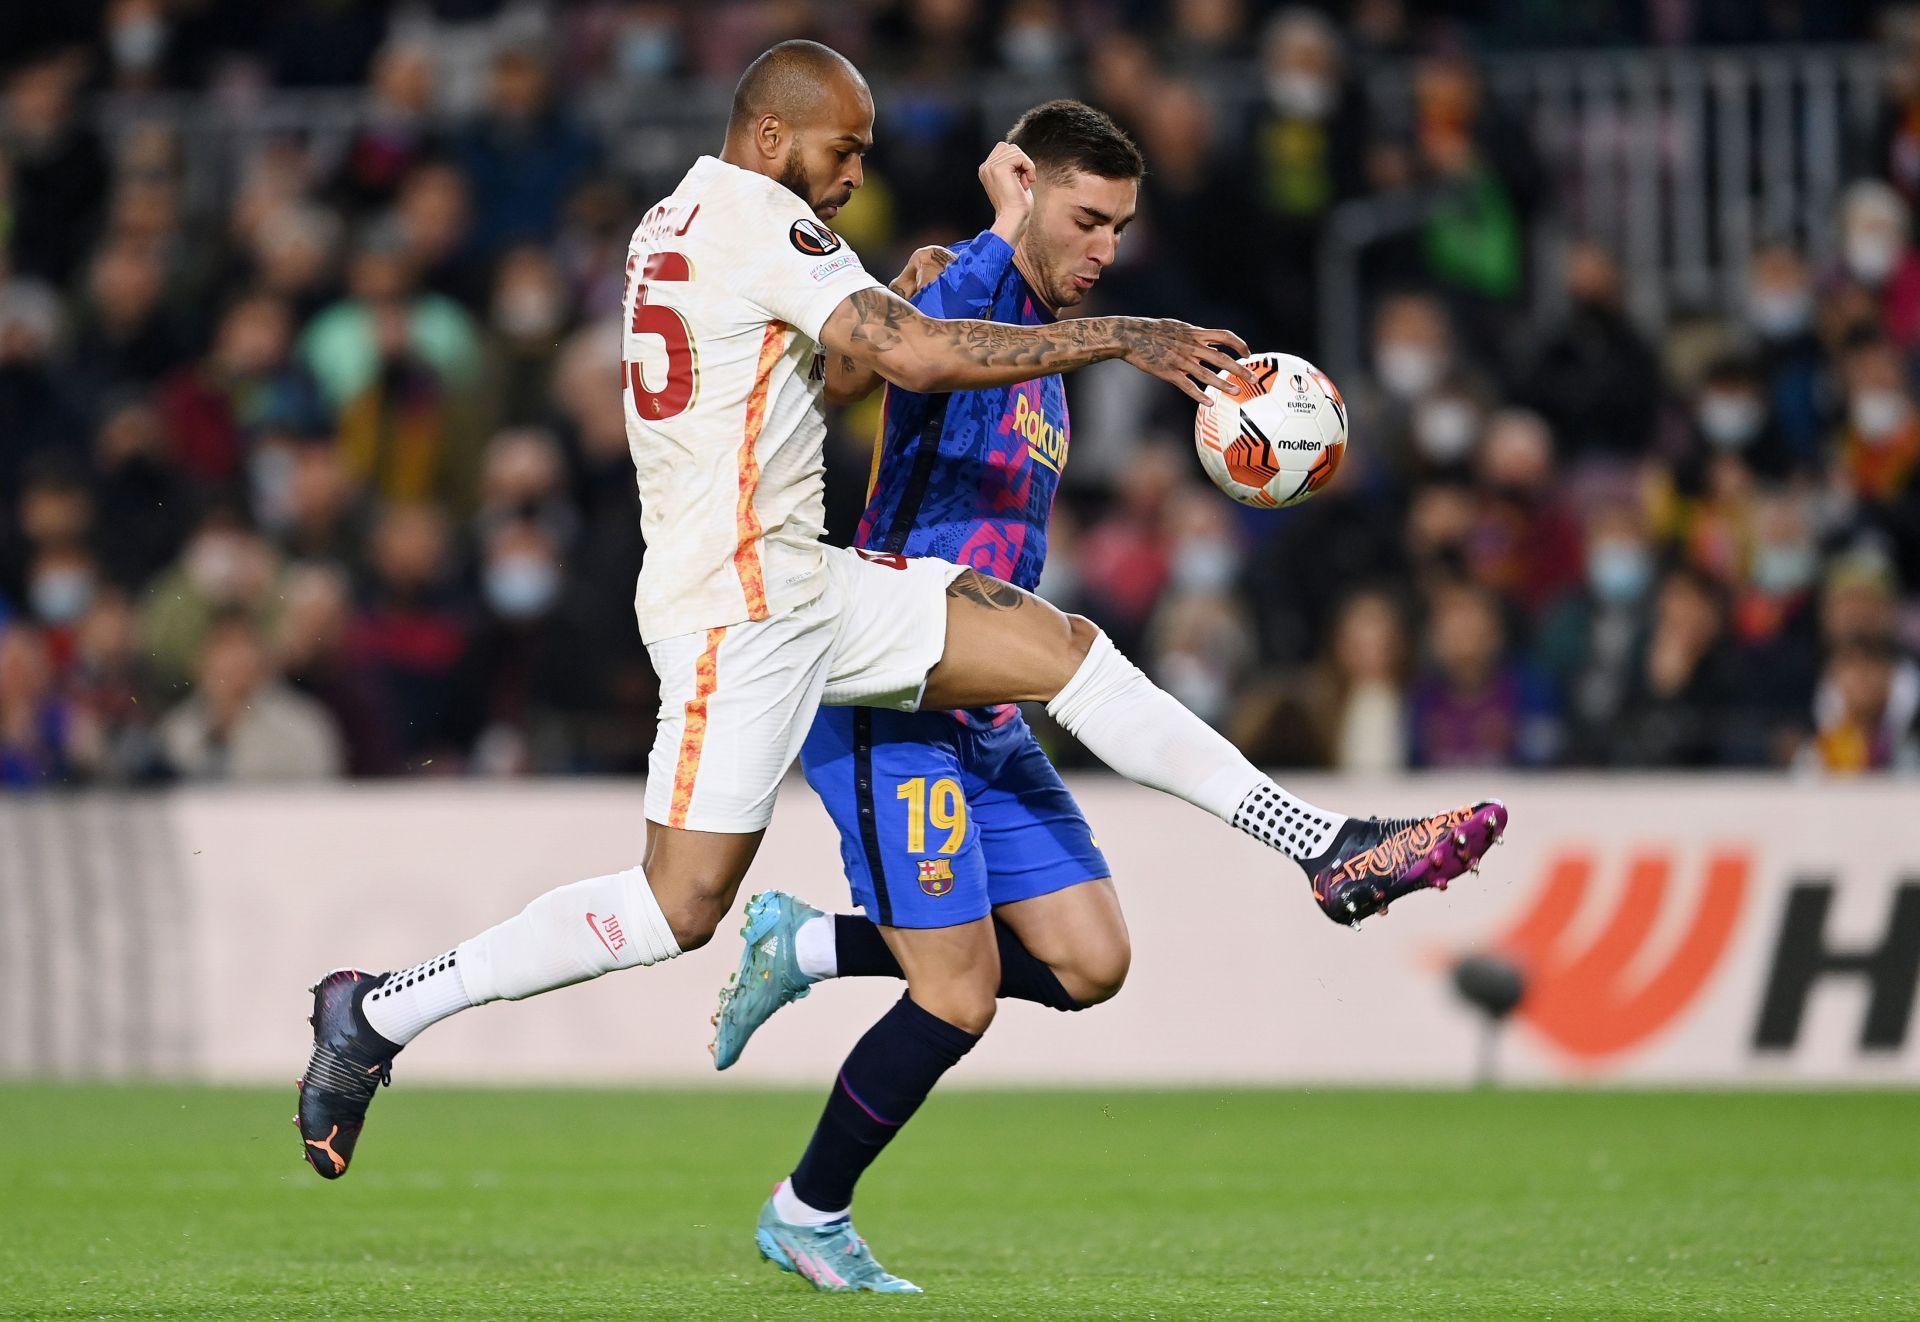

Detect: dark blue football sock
[831,914,1080,1010]
[788,993,980,1213]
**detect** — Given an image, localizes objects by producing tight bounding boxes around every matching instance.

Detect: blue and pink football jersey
[854,230,1067,593]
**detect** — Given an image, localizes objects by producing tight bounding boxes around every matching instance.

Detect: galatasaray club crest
[918,858,955,896]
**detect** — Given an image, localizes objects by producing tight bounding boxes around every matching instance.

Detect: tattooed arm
[819,286,1254,405]
[824,246,956,406]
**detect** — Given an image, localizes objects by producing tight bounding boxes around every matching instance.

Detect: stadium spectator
[1835,179,1920,348]
[346,503,478,770]
[1801,635,1920,773]
[140,512,284,692]
[1612,567,1743,766]
[1,55,109,286]
[1246,8,1372,348]
[159,613,344,781]
[70,238,196,395]
[1255,587,1413,773]
[91,396,197,592]
[453,43,601,259]
[1513,242,1662,465]
[1408,52,1542,314]
[0,278,88,496]
[4,460,94,607]
[1409,579,1559,767]
[332,41,441,212]
[62,589,162,784]
[1746,244,1829,462]
[277,563,399,777]
[1535,502,1659,765]
[0,624,68,785]
[1077,445,1184,656]
[480,246,573,428]
[1466,409,1585,612]
[157,291,329,485]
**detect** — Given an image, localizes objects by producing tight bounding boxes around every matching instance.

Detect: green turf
[0,1086,1915,1319]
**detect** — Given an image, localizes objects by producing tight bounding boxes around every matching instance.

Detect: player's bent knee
[651,879,733,951]
[1034,613,1099,701]
[912,983,998,1036]
[1064,935,1132,1007]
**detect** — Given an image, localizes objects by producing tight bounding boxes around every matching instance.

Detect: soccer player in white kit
[295,42,1509,1279]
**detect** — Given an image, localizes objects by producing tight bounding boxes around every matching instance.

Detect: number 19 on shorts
[897,777,967,855]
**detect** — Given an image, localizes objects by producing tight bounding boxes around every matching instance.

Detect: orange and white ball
[1193,351,1348,508]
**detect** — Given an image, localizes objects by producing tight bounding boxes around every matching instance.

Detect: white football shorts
[643,546,967,833]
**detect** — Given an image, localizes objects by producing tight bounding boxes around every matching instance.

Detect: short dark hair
[1007,100,1144,182]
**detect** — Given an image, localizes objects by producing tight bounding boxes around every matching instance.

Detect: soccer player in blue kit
[712,101,1507,1292]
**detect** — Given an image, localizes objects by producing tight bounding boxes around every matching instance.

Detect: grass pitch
[0,1086,1914,1319]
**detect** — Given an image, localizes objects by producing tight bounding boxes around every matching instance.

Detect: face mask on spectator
[1266,71,1336,120]
[493,286,563,340]
[617,26,678,79]
[1749,287,1812,339]
[30,568,94,624]
[1851,389,1911,443]
[1412,398,1479,462]
[1587,541,1652,606]
[1002,26,1068,73]
[1753,543,1817,596]
[1697,392,1763,449]
[1844,230,1903,285]
[111,16,166,72]
[486,555,560,620]
[249,446,297,532]
[1172,539,1239,594]
[186,534,252,603]
[1376,343,1442,401]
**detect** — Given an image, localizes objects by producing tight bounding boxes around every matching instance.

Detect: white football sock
[794,915,838,980]
[459,863,679,1004]
[362,950,471,1045]
[1045,629,1345,860]
[773,1176,847,1226]
[362,864,679,1045]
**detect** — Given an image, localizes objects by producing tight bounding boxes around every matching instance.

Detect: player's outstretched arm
[820,287,1254,404]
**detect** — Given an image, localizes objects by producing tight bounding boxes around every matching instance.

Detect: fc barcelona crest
[918,858,954,896]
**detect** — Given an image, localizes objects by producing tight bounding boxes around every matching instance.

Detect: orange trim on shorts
[734,321,787,620]
[668,626,728,829]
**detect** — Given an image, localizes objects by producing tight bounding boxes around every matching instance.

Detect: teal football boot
[711,891,822,1070]
[754,1197,922,1293]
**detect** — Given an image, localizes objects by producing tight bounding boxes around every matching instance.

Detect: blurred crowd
[3,0,1919,786]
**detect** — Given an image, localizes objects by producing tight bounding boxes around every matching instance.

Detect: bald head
[730,40,868,130]
[723,40,873,222]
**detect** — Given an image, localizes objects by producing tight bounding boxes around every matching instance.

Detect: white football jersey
[620,155,884,642]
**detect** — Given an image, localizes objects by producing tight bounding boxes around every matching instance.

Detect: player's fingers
[1196,345,1259,387]
[1155,363,1211,405]
[1198,327,1252,359]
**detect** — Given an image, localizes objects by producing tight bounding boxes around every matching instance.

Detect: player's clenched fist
[980,141,1036,245]
[1112,319,1256,405]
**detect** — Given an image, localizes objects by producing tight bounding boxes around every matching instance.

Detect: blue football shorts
[799,705,1110,929]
